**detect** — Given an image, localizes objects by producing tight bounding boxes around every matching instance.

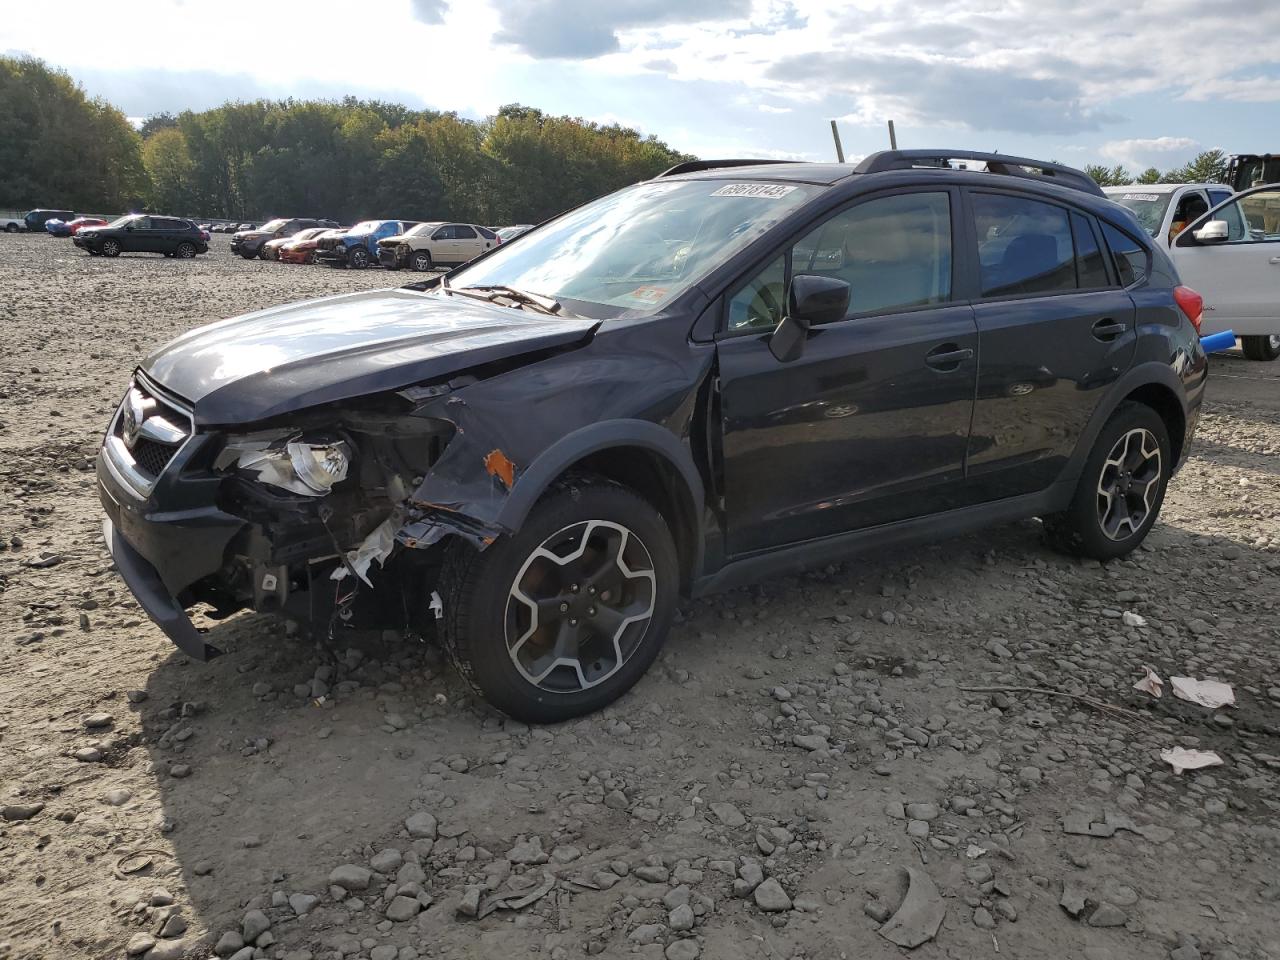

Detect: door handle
[1091,318,1127,341]
[925,344,974,371]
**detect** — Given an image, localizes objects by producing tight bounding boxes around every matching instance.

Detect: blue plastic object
[1199,331,1236,353]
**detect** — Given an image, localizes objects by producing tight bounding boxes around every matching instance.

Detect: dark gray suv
[98,150,1207,721]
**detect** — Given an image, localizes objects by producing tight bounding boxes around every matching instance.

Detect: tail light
[1173,285,1203,333]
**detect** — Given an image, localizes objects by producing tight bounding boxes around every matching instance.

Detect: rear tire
[1241,334,1280,361]
[1043,402,1170,561]
[176,241,196,259]
[5,223,18,233]
[438,480,678,722]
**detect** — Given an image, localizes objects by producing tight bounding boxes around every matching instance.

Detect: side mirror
[769,274,851,362]
[1192,220,1229,243]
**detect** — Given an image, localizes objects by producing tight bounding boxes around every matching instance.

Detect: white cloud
[1101,136,1200,171]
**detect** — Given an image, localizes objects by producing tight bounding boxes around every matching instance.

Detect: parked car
[315,220,415,269]
[24,209,75,232]
[96,149,1206,721]
[377,221,498,271]
[230,218,322,259]
[497,224,534,242]
[1165,183,1280,360]
[47,216,108,237]
[2,214,24,232]
[1103,184,1235,245]
[261,226,325,261]
[74,215,209,258]
[278,227,341,265]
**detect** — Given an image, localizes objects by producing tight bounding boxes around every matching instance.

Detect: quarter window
[1100,222,1148,286]
[727,191,953,332]
[972,194,1075,297]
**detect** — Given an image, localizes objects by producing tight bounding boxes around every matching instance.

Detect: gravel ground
[1,233,1279,960]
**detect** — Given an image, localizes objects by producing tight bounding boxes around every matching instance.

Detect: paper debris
[331,508,404,586]
[1133,665,1164,698]
[1170,677,1235,710]
[1160,747,1224,775]
[1122,610,1148,627]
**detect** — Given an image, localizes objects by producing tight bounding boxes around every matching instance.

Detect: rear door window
[453,225,477,239]
[971,193,1075,297]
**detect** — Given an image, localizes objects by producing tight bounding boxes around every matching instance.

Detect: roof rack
[657,158,799,178]
[854,150,1105,197]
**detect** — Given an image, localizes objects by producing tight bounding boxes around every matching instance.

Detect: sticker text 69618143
[710,183,798,199]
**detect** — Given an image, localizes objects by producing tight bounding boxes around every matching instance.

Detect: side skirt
[690,481,1074,598]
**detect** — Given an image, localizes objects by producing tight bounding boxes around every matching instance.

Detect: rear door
[962,190,1137,502]
[1168,185,1280,335]
[450,224,484,261]
[716,187,978,554]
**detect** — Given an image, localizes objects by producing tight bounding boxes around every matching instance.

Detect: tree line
[0,56,690,224]
[1082,150,1229,188]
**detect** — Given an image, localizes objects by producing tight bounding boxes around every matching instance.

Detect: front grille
[105,376,194,491]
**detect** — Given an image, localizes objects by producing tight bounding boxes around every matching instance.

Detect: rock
[629,924,664,945]
[214,931,245,956]
[371,848,404,874]
[457,886,481,918]
[159,914,187,938]
[709,801,745,827]
[125,934,156,956]
[666,941,700,960]
[289,893,318,916]
[405,812,438,839]
[973,907,995,929]
[386,896,420,922]
[905,802,939,821]
[994,899,1018,922]
[83,712,113,729]
[241,909,270,943]
[864,900,892,922]
[1,803,44,821]
[1088,902,1128,927]
[1169,945,1201,960]
[508,836,549,865]
[328,864,372,891]
[104,788,132,806]
[793,733,828,751]
[753,877,792,912]
[878,867,946,949]
[169,763,192,779]
[633,864,669,883]
[371,947,398,960]
[1059,881,1088,919]
[74,747,103,763]
[146,940,193,960]
[669,903,695,931]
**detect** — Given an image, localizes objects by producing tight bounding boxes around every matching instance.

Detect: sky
[4,0,1280,172]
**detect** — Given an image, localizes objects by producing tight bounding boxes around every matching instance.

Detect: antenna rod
[887,120,898,149]
[830,120,845,163]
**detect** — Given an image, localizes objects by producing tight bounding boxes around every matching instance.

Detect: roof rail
[657,158,799,178]
[854,149,1105,197]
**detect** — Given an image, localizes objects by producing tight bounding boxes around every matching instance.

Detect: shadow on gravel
[1187,438,1280,476]
[126,514,1279,956]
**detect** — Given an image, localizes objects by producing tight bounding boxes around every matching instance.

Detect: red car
[278,227,340,264]
[66,217,108,235]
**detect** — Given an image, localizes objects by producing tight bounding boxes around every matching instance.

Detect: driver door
[715,188,979,555]
[123,216,155,253]
[1169,185,1280,333]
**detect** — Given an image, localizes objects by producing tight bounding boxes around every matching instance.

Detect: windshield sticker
[711,183,798,199]
[1121,194,1161,201]
[621,286,669,304]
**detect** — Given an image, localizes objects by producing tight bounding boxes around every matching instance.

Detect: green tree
[1177,149,1228,184]
[140,112,178,139]
[143,127,197,214]
[1137,167,1162,184]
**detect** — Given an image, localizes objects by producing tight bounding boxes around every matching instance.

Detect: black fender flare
[492,418,706,577]
[1062,359,1193,485]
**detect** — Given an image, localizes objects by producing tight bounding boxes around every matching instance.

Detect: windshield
[406,222,442,237]
[258,218,288,233]
[106,215,140,228]
[1105,191,1172,237]
[347,220,378,235]
[447,180,818,317]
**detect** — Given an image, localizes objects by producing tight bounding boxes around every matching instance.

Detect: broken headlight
[216,435,352,497]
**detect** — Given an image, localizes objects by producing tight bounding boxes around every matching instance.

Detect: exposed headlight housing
[217,436,351,497]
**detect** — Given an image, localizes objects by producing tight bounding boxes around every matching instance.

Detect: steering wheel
[747,283,783,328]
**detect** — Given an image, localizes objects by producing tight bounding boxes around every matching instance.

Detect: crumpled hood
[142,288,598,426]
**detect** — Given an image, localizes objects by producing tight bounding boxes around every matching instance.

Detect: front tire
[1241,334,1280,362]
[349,247,371,269]
[240,249,257,260]
[1043,403,1170,561]
[438,480,678,722]
[411,250,434,272]
[101,239,120,258]
[5,223,18,233]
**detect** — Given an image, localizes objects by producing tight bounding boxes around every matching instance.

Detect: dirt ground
[1,233,1278,960]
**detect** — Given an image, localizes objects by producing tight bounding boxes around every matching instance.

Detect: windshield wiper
[462,285,563,316]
